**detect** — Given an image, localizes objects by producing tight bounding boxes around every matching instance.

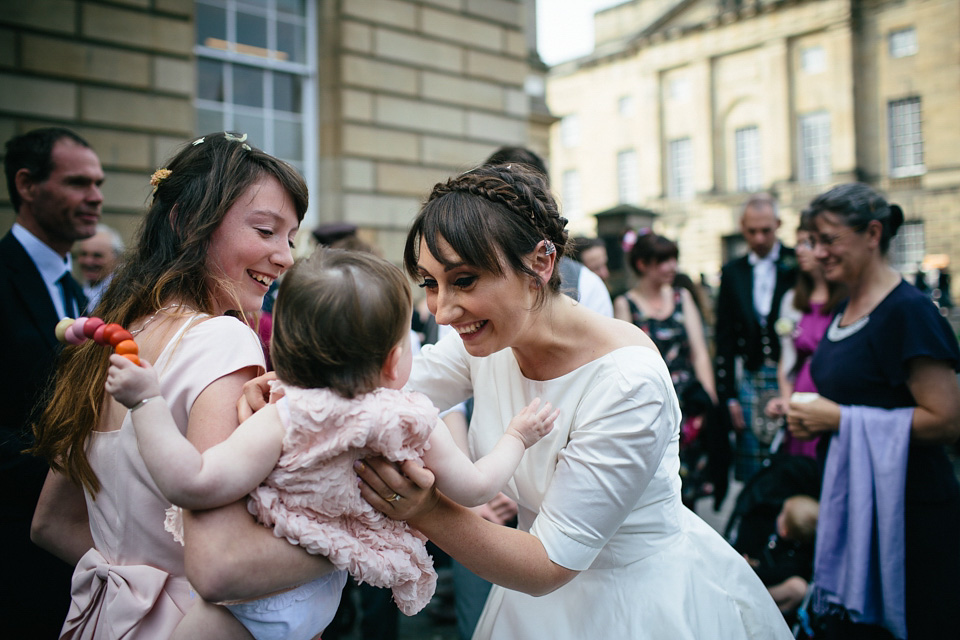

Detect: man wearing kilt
[715,194,798,483]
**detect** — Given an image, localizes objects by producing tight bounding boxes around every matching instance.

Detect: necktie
[58,272,78,318]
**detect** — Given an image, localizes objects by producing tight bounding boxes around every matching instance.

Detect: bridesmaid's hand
[355,457,439,524]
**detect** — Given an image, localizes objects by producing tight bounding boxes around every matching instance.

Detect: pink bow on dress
[59,547,188,639]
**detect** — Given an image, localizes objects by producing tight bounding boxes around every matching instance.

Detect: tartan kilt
[735,362,780,483]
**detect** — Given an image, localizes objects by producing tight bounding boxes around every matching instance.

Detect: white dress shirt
[748,242,781,324]
[577,265,614,317]
[11,222,73,318]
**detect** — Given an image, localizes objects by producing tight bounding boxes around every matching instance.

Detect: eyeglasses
[805,229,857,249]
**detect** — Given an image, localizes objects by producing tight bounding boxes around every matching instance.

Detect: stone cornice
[549,0,833,75]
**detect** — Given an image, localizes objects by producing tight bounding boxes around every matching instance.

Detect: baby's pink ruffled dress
[166,384,440,614]
[250,383,439,615]
[247,383,437,615]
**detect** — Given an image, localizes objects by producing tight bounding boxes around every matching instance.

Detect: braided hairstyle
[403,164,568,305]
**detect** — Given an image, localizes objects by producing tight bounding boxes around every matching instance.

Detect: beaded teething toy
[55,316,140,366]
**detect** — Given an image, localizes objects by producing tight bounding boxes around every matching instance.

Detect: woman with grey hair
[788,182,960,639]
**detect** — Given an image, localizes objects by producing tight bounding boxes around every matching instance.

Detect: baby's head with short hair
[776,495,819,545]
[270,248,412,398]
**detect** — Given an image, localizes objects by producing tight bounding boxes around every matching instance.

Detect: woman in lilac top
[765,215,845,458]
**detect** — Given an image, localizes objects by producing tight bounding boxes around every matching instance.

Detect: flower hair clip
[150,168,172,192]
[223,131,252,151]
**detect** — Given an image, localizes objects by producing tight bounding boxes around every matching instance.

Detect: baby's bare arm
[107,355,285,510]
[505,398,558,448]
[423,399,557,507]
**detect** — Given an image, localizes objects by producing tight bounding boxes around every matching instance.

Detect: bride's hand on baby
[238,371,279,421]
[355,457,438,523]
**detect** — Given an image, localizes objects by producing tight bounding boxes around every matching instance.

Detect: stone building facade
[0,0,549,258]
[546,0,960,296]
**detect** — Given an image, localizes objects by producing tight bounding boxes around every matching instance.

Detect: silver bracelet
[130,397,157,412]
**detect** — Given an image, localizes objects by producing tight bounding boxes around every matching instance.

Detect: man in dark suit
[1,127,103,635]
[715,194,797,485]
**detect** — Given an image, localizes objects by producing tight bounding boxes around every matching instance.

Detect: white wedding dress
[409,334,791,640]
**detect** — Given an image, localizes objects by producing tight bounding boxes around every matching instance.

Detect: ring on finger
[386,492,402,503]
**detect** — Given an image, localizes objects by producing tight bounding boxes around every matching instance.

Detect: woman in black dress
[787,183,960,639]
[613,232,717,505]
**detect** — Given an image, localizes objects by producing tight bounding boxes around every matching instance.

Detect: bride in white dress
[355,164,792,639]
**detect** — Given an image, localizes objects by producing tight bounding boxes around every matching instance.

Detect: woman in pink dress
[30,132,337,638]
[764,215,845,457]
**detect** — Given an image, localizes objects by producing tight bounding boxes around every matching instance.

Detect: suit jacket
[0,230,83,631]
[0,230,88,482]
[714,246,797,402]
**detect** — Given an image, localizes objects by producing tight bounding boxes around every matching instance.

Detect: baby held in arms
[105,248,557,640]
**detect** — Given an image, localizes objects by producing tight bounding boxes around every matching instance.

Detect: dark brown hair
[33,132,308,494]
[791,209,846,314]
[271,248,411,398]
[403,164,569,307]
[4,127,92,212]
[483,146,549,180]
[569,236,605,263]
[628,232,678,276]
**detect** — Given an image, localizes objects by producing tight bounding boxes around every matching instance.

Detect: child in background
[745,495,819,616]
[105,248,558,640]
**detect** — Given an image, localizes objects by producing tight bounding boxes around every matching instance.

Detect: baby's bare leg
[172,598,253,640]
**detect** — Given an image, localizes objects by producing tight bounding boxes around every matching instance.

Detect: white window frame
[890,220,924,274]
[560,114,580,148]
[561,169,582,219]
[668,76,691,102]
[798,111,831,183]
[734,125,762,192]
[194,0,318,224]
[889,27,918,58]
[888,97,925,177]
[617,149,639,204]
[800,46,826,74]
[667,137,693,200]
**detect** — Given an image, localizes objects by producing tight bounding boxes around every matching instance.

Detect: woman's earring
[543,239,556,256]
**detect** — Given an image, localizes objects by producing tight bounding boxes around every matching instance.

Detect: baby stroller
[724,453,821,556]
[724,454,822,635]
